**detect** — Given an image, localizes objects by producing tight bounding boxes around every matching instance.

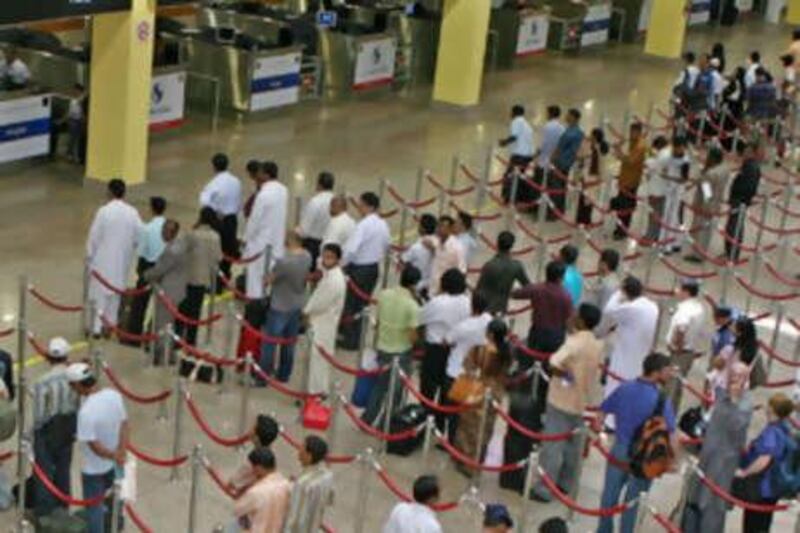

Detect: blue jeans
[34,427,73,516]
[260,308,302,383]
[82,470,114,533]
[597,440,652,533]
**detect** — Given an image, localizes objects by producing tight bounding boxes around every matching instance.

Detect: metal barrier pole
[381,248,392,289]
[398,207,409,252]
[148,288,159,366]
[731,204,747,265]
[109,478,122,533]
[414,167,424,204]
[520,451,538,531]
[777,183,794,271]
[378,179,387,215]
[170,378,186,481]
[382,358,400,454]
[81,261,90,336]
[294,195,304,228]
[507,168,520,230]
[219,302,236,395]
[263,245,274,282]
[328,382,342,451]
[567,428,588,522]
[745,199,769,313]
[719,262,732,306]
[87,301,98,372]
[768,303,785,377]
[301,328,313,394]
[535,195,550,279]
[422,414,435,470]
[238,354,253,438]
[187,445,202,533]
[15,275,28,533]
[164,323,176,368]
[645,102,655,133]
[670,461,693,530]
[354,449,374,533]
[471,392,492,488]
[204,270,218,346]
[530,362,541,407]
[476,146,493,215]
[643,247,657,289]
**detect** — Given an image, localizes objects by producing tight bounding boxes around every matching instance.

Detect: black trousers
[218,214,238,280]
[338,263,379,350]
[124,258,155,345]
[743,499,778,532]
[611,187,638,235]
[420,343,451,430]
[546,167,569,220]
[175,284,206,346]
[502,155,535,204]
[302,237,322,272]
[724,205,746,261]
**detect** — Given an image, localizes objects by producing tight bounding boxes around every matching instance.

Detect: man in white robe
[303,244,346,395]
[243,161,288,299]
[596,276,659,400]
[86,179,143,335]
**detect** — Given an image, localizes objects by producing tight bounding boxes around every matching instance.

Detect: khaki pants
[667,350,701,412]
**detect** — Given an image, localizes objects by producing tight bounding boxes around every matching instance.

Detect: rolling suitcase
[499,392,538,494]
[387,404,427,456]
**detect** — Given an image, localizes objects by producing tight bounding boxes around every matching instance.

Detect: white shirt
[87,199,143,288]
[745,62,760,89]
[199,171,242,216]
[420,293,471,344]
[711,70,727,99]
[667,297,710,354]
[322,212,356,248]
[343,213,391,266]
[299,191,334,240]
[539,119,566,167]
[649,147,689,197]
[445,313,492,378]
[457,232,478,266]
[675,65,700,89]
[77,388,127,475]
[243,180,289,298]
[510,116,534,157]
[428,236,467,295]
[68,97,84,120]
[7,58,30,86]
[402,238,434,288]
[382,503,443,533]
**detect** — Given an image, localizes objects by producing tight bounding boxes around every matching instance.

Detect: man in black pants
[199,153,242,283]
[724,143,761,261]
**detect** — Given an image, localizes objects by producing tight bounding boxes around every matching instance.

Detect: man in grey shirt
[260,231,311,384]
[584,248,620,312]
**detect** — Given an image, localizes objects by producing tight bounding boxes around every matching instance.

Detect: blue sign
[316,10,337,28]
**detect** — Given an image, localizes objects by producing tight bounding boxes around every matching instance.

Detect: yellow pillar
[644,0,687,59]
[788,0,800,25]
[86,0,155,185]
[433,0,491,107]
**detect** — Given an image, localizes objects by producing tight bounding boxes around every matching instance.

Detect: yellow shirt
[546,330,603,416]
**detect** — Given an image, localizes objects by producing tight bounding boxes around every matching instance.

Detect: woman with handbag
[451,319,511,477]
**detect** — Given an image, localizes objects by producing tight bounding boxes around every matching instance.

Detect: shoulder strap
[652,391,666,418]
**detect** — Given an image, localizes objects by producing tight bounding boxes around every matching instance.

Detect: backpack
[674,69,711,112]
[768,425,800,499]
[629,393,674,479]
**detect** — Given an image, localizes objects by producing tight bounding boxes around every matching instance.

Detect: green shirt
[376,287,420,353]
[476,253,530,314]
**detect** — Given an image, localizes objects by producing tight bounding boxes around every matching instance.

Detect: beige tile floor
[1,16,800,533]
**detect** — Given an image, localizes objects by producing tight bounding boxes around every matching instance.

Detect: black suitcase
[499,392,537,494]
[387,404,427,456]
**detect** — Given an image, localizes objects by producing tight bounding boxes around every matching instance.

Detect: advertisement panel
[0,95,51,164]
[150,71,186,131]
[353,37,396,90]
[516,13,550,56]
[250,52,302,111]
[581,2,611,47]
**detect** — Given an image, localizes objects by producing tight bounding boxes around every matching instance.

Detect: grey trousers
[667,350,698,413]
[531,404,584,501]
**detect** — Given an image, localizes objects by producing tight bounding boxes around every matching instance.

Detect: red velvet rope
[747,214,800,236]
[772,201,800,219]
[27,333,49,357]
[716,228,778,254]
[758,341,800,368]
[386,185,438,209]
[222,252,261,265]
[506,303,533,317]
[510,336,552,362]
[764,262,800,289]
[435,433,527,472]
[651,510,682,533]
[734,275,798,302]
[695,467,791,513]
[91,270,150,296]
[203,458,238,499]
[658,257,717,280]
[237,315,298,346]
[251,363,323,401]
[102,364,172,404]
[425,173,475,197]
[539,467,632,517]
[28,286,84,312]
[495,404,576,442]
[125,503,154,533]
[217,273,254,302]
[279,429,355,464]
[448,200,503,221]
[591,439,629,471]
[185,395,252,447]
[0,451,13,462]
[373,465,459,512]
[398,373,474,414]
[584,237,642,262]
[157,291,223,327]
[477,232,537,258]
[0,328,13,338]
[99,314,159,343]
[512,219,573,245]
[31,461,106,506]
[126,442,188,468]
[346,278,377,304]
[174,335,239,367]
[316,344,388,377]
[342,402,425,442]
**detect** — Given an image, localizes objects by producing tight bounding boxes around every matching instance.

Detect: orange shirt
[617,139,647,190]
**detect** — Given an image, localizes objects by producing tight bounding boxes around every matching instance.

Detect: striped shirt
[283,464,334,533]
[32,365,78,430]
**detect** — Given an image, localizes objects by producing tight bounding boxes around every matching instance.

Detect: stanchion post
[398,206,409,252]
[381,249,392,289]
[362,310,373,353]
[422,414,435,470]
[328,382,342,451]
[187,445,202,533]
[238,353,253,438]
[15,275,28,532]
[378,178,387,215]
[204,268,218,346]
[476,146,493,215]
[294,195,304,227]
[670,460,694,528]
[777,183,794,271]
[566,428,588,522]
[745,199,769,313]
[530,361,542,400]
[110,478,122,533]
[414,167,424,203]
[521,451,539,530]
[768,302,785,377]
[81,261,90,336]
[164,323,176,368]
[87,300,98,371]
[471,391,491,487]
[170,378,186,481]
[645,102,655,134]
[643,247,657,289]
[381,358,400,454]
[535,194,549,279]
[354,449,373,533]
[148,288,160,366]
[219,302,236,395]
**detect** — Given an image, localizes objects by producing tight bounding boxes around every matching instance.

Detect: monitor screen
[215,27,237,44]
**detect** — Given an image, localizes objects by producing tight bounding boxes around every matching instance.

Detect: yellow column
[788,0,800,25]
[433,0,491,107]
[644,0,687,59]
[86,0,155,185]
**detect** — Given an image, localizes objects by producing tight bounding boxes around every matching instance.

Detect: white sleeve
[342,223,364,265]
[199,180,216,209]
[86,209,104,261]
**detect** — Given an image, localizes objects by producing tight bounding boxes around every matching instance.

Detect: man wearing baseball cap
[483,504,514,532]
[68,363,128,533]
[31,337,79,517]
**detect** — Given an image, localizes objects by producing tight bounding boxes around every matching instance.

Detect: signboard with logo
[250,52,302,111]
[580,2,611,47]
[638,0,654,33]
[353,37,396,90]
[688,0,711,25]
[515,13,549,57]
[150,71,186,131]
[316,10,337,28]
[1,0,131,24]
[0,95,51,164]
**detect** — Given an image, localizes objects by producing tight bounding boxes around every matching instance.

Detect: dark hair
[630,121,644,134]
[672,136,687,148]
[360,192,380,210]
[643,352,671,375]
[681,279,700,297]
[750,50,761,63]
[438,214,455,226]
[400,264,422,289]
[322,243,342,260]
[497,231,515,253]
[262,161,279,179]
[457,211,473,231]
[711,42,724,58]
[794,29,800,41]
[317,172,335,191]
[248,447,276,470]
[652,135,669,150]
[304,436,329,464]
[781,54,795,67]
[683,51,696,63]
[567,108,581,121]
[714,306,732,320]
[578,303,602,330]
[150,196,167,215]
[591,128,609,156]
[79,376,97,388]
[212,153,229,172]
[599,248,620,272]
[512,104,525,116]
[734,317,758,365]
[545,260,566,283]
[108,179,126,199]
[539,517,569,533]
[547,105,561,119]
[471,292,489,315]
[755,66,768,79]
[412,475,440,504]
[439,268,467,295]
[197,206,218,228]
[419,214,437,236]
[706,146,724,166]
[246,159,260,175]
[255,415,279,447]
[487,318,511,373]
[560,244,579,265]
[621,276,643,299]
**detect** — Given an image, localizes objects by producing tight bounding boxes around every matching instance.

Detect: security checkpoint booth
[487,2,550,69]
[543,0,612,51]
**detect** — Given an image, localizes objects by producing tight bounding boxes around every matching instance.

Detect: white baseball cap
[48,337,71,359]
[66,363,93,384]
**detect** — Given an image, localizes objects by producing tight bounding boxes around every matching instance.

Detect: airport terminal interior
[3,0,800,531]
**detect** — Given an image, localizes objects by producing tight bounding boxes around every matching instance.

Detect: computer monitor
[215,26,236,45]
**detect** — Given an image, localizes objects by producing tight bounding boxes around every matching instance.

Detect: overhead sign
[581,2,611,47]
[250,52,302,111]
[688,0,711,25]
[353,37,396,90]
[0,0,132,25]
[316,10,338,28]
[150,71,186,131]
[0,95,51,164]
[515,13,549,57]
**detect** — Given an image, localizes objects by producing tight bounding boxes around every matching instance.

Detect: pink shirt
[234,472,291,532]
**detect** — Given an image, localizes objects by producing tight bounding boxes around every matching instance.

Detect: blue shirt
[552,125,584,172]
[601,379,676,446]
[138,216,166,263]
[742,421,792,499]
[711,326,735,356]
[563,265,583,306]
